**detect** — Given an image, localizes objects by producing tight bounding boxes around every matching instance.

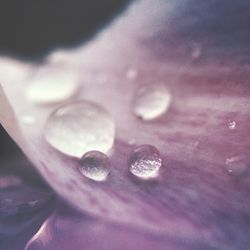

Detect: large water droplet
[128,145,162,179]
[44,101,115,157]
[79,151,110,181]
[225,156,249,177]
[133,84,171,120]
[26,70,78,104]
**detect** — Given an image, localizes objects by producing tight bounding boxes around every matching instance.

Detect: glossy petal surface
[1,1,250,249]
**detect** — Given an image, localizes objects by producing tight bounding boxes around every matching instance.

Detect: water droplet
[133,84,171,120]
[128,145,162,179]
[225,156,249,177]
[21,114,36,125]
[79,151,110,181]
[26,70,78,104]
[126,68,138,80]
[190,43,202,59]
[228,121,236,130]
[128,139,136,145]
[44,101,115,157]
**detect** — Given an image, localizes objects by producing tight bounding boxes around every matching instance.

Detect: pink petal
[0,142,54,249]
[1,1,250,248]
[25,203,195,250]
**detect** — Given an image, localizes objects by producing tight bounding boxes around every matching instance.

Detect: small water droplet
[44,101,115,157]
[128,145,162,179]
[225,156,249,177]
[26,70,78,104]
[133,84,171,120]
[128,139,136,145]
[126,68,138,80]
[21,114,36,125]
[190,43,202,59]
[79,151,110,181]
[228,121,236,130]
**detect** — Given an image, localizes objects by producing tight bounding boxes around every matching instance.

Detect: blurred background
[0,0,131,60]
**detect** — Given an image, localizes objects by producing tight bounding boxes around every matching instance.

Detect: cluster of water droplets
[22,59,174,182]
[78,145,163,181]
[22,52,247,183]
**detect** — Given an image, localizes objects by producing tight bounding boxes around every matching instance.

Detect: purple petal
[25,203,209,250]
[1,1,250,248]
[0,126,54,249]
[0,149,54,250]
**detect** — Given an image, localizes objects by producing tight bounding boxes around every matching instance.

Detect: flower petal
[25,203,202,250]
[1,1,250,248]
[0,141,54,250]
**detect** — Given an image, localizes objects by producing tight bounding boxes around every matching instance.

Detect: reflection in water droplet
[129,145,162,179]
[133,84,171,120]
[79,151,110,181]
[44,101,115,157]
[126,68,138,80]
[26,70,78,104]
[225,156,249,177]
[228,121,236,130]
